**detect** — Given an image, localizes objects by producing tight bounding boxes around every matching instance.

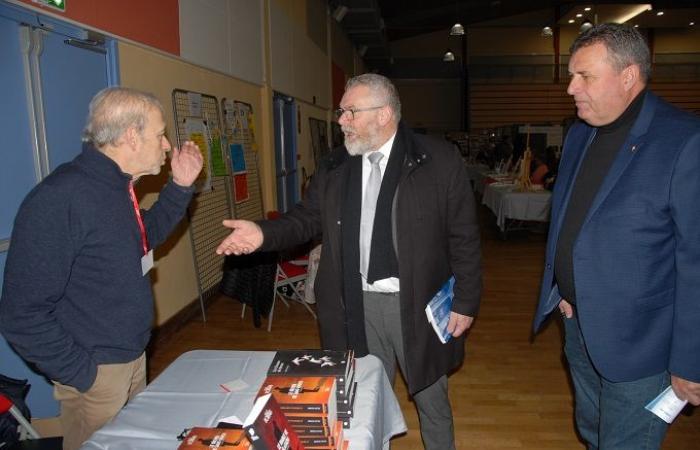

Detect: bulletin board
[221,98,265,220]
[172,89,233,319]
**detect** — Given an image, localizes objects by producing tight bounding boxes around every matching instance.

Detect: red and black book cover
[285,415,331,428]
[178,427,251,449]
[301,421,344,450]
[258,376,337,420]
[268,350,354,388]
[243,393,305,450]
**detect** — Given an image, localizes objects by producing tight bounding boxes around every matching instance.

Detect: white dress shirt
[361,132,400,293]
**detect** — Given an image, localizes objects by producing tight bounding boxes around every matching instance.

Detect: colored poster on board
[184,117,211,191]
[209,129,227,177]
[234,173,249,203]
[230,144,247,173]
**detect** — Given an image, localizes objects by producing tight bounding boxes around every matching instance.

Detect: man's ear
[124,127,139,150]
[623,65,640,90]
[377,106,392,127]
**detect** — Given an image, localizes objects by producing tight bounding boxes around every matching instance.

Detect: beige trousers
[53,353,146,450]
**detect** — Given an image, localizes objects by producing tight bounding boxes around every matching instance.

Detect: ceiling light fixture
[443,50,456,62]
[541,26,553,37]
[576,13,583,18]
[584,7,592,12]
[450,23,465,36]
[568,19,575,24]
[580,19,594,32]
[657,11,664,16]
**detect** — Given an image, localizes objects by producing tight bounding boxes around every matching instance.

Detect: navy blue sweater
[0,146,194,392]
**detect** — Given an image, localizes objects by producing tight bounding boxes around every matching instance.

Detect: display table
[482,182,552,234]
[81,350,406,450]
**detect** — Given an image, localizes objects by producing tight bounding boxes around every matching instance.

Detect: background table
[81,350,406,450]
[482,182,552,234]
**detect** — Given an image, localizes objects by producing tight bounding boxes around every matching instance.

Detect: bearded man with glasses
[217,73,481,450]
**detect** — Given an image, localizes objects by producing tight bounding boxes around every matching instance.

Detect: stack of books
[261,349,357,448]
[178,427,251,449]
[177,394,303,450]
[267,350,356,429]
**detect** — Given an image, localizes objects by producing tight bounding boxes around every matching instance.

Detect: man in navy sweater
[0,87,203,449]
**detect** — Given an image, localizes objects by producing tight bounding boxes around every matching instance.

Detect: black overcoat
[259,122,481,393]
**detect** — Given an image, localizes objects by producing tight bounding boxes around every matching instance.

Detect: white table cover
[81,350,406,450]
[482,182,552,231]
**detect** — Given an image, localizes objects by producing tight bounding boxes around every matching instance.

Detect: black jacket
[260,122,481,393]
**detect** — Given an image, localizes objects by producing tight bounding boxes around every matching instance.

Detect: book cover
[258,376,337,418]
[424,276,455,344]
[242,393,304,450]
[285,415,331,428]
[178,427,251,449]
[268,350,354,387]
[301,421,343,450]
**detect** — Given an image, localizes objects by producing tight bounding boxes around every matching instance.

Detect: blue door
[273,93,298,212]
[0,2,115,418]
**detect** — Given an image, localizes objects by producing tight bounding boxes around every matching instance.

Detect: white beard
[343,123,382,156]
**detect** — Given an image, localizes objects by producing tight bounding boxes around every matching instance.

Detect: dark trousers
[363,291,455,450]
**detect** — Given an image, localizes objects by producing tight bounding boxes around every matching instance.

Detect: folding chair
[0,392,40,440]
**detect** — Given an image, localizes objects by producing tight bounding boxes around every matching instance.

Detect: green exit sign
[33,0,66,12]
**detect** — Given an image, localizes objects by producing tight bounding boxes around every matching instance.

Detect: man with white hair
[0,87,203,449]
[217,73,481,449]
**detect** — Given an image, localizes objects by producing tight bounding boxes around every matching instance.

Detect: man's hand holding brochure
[425,277,455,344]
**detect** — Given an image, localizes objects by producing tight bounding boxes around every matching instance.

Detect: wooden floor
[148,208,699,449]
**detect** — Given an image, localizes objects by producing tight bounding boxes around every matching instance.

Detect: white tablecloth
[482,183,552,231]
[81,350,406,450]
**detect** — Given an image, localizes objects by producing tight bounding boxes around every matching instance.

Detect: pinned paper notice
[645,386,687,423]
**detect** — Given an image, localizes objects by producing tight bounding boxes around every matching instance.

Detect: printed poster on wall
[184,117,211,191]
[233,173,249,203]
[229,143,246,173]
[209,127,227,177]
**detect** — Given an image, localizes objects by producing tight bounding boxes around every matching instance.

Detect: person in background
[216,73,482,450]
[0,87,203,450]
[532,23,700,449]
[530,148,549,185]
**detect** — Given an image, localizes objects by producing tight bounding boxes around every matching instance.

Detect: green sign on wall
[34,0,66,12]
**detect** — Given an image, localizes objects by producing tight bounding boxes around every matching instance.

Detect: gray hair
[345,73,402,123]
[570,23,651,83]
[83,87,164,147]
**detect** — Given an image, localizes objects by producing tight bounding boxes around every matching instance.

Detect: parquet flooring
[148,207,699,449]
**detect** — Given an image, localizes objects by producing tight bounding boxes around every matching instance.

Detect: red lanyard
[128,181,149,256]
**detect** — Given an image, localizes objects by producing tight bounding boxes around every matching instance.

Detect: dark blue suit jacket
[533,92,700,383]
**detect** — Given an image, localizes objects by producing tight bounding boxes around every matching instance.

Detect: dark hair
[569,23,651,82]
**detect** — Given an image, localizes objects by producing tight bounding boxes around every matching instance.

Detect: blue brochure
[424,276,455,344]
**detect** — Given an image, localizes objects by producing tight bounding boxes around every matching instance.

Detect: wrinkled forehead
[341,84,373,107]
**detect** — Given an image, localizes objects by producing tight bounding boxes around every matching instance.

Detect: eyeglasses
[334,105,384,121]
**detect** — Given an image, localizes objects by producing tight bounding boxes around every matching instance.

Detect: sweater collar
[75,143,133,189]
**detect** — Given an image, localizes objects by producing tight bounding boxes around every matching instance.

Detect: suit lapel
[580,92,656,229]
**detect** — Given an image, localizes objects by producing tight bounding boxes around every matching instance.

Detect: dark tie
[360,152,384,278]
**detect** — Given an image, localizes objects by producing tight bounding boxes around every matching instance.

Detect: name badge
[141,249,154,276]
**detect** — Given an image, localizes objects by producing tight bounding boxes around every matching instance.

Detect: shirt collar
[364,131,397,163]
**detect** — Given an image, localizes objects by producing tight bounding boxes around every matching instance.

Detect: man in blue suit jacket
[532,23,700,449]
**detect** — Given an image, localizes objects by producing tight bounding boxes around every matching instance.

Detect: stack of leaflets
[178,427,251,449]
[424,276,455,344]
[267,350,356,429]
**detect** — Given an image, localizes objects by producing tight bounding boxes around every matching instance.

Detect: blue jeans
[563,313,670,450]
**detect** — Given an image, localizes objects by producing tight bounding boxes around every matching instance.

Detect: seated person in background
[530,148,549,185]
